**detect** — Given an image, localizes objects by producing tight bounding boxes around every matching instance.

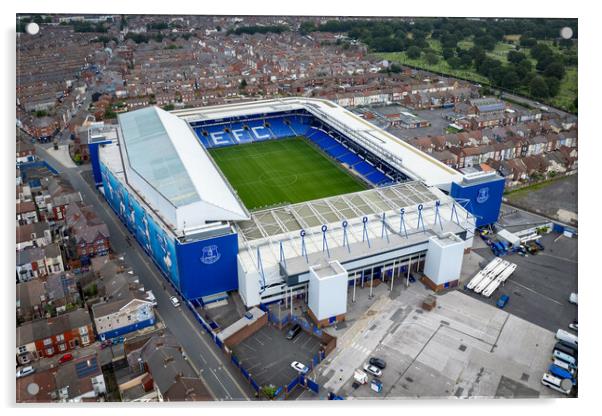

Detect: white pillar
[390,261,396,291]
[353,275,357,303]
[406,256,412,288]
[369,268,374,299]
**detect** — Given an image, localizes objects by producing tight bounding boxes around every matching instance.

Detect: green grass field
[209,137,367,210]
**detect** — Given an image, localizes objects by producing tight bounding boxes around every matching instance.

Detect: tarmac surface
[505,174,578,225]
[467,232,578,333]
[232,325,322,389]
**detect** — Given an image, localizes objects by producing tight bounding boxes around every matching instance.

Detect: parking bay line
[507,280,563,306]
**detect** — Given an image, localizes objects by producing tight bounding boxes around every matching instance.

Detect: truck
[353,369,368,385]
[556,329,578,347]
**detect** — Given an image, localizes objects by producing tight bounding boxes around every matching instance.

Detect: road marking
[210,368,232,400]
[508,280,563,306]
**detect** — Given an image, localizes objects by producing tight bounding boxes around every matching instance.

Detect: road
[34,144,254,401]
[498,91,575,118]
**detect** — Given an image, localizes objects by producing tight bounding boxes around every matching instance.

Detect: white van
[556,329,578,347]
[541,373,572,395]
[553,349,577,366]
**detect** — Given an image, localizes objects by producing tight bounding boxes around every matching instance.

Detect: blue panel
[88,140,111,186]
[97,317,155,339]
[100,164,180,287]
[450,176,505,227]
[175,232,239,300]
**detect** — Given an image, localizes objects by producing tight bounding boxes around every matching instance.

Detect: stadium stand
[191,112,394,187]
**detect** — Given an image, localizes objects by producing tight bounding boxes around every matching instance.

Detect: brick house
[16,308,94,364]
[65,203,110,258]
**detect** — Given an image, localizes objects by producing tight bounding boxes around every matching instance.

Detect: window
[81,334,90,345]
[18,345,27,354]
[58,343,67,352]
[45,347,54,355]
[43,338,52,346]
[55,334,65,343]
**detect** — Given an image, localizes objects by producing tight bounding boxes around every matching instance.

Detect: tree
[520,37,537,48]
[530,76,549,98]
[406,46,421,59]
[545,76,561,97]
[516,59,533,80]
[544,62,566,80]
[447,56,462,69]
[425,52,439,65]
[442,47,454,60]
[501,69,520,90]
[507,50,527,64]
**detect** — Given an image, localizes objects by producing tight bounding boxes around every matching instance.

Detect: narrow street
[34,144,254,401]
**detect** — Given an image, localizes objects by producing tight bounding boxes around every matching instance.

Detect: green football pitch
[209,137,367,210]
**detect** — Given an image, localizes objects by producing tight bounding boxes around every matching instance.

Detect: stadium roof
[172,98,465,190]
[114,107,249,233]
[235,181,475,293]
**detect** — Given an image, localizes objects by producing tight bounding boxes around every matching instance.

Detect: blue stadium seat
[268,118,295,138]
[366,170,391,185]
[353,161,377,177]
[338,152,362,166]
[240,119,274,141]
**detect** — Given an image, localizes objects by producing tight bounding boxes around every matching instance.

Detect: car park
[16,366,35,379]
[286,324,302,340]
[369,357,387,369]
[363,363,383,378]
[170,296,181,308]
[291,361,309,374]
[58,353,74,364]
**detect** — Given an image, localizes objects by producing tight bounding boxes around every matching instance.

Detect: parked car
[291,361,309,374]
[244,311,253,320]
[569,293,578,305]
[286,324,302,340]
[170,296,181,308]
[496,294,510,309]
[16,366,35,379]
[58,353,74,364]
[568,321,578,332]
[369,357,387,369]
[363,363,383,378]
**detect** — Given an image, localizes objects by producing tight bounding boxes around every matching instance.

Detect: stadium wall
[100,162,240,300]
[450,175,505,227]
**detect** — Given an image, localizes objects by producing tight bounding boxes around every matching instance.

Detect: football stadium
[88,97,504,325]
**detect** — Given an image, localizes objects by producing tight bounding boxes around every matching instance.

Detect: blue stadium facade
[89,99,505,305]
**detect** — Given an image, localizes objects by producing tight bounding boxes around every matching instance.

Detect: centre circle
[259,171,299,187]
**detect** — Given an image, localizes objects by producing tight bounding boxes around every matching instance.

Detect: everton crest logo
[476,187,489,204]
[200,245,221,265]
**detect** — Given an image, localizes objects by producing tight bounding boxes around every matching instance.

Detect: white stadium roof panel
[117,107,249,234]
